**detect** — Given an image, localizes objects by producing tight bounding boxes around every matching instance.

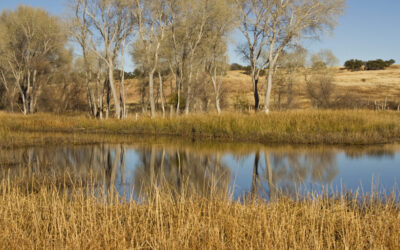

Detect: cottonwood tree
[131,0,169,118]
[82,0,134,119]
[69,0,99,117]
[274,46,307,109]
[262,0,345,114]
[0,6,68,114]
[310,49,339,69]
[203,0,235,114]
[0,23,12,110]
[305,50,338,109]
[164,0,213,115]
[235,0,270,111]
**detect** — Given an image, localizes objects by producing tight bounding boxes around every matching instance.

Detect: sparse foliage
[0,6,69,114]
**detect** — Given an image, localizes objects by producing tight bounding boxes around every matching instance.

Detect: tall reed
[1,110,400,145]
[0,169,399,249]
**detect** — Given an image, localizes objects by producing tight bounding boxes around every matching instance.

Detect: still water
[1,143,399,200]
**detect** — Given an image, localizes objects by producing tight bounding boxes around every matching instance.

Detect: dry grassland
[122,65,400,110]
[0,171,399,249]
[1,110,400,146]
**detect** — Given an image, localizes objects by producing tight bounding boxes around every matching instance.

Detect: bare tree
[69,0,98,117]
[203,0,234,115]
[262,0,345,114]
[0,6,68,114]
[235,0,270,111]
[274,47,307,109]
[132,0,168,118]
[164,0,212,115]
[305,50,338,109]
[83,0,134,119]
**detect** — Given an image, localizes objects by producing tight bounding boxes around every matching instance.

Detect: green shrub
[365,59,388,70]
[168,92,186,110]
[344,59,395,71]
[344,59,364,71]
[385,59,395,67]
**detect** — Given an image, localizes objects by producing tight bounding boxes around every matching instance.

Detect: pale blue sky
[1,0,399,70]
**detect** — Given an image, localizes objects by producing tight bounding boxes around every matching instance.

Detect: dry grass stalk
[0,170,399,249]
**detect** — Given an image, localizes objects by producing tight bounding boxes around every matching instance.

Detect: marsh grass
[0,169,399,249]
[1,110,400,146]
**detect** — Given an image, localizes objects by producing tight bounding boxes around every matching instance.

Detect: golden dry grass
[0,171,399,249]
[1,110,400,146]
[123,65,400,110]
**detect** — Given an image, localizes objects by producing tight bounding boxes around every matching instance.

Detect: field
[1,67,400,249]
[122,65,400,111]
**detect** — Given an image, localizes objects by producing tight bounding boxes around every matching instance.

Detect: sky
[1,0,399,70]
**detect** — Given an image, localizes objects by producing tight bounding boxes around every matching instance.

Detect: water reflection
[0,144,399,200]
[247,149,338,199]
[133,147,231,200]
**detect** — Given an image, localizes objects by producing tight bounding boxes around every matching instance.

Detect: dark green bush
[344,59,395,71]
[344,59,364,71]
[168,92,186,110]
[365,59,387,70]
[385,59,395,67]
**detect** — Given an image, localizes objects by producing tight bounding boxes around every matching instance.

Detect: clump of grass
[0,170,399,249]
[1,110,400,145]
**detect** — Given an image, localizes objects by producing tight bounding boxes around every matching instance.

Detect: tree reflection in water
[0,144,398,201]
[133,146,232,200]
[250,149,339,200]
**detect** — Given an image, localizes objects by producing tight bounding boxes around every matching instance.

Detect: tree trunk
[119,79,126,119]
[95,73,101,118]
[265,66,274,114]
[158,71,165,118]
[176,76,182,114]
[97,76,104,120]
[264,152,275,200]
[21,91,27,115]
[30,70,38,114]
[251,151,260,201]
[120,39,127,119]
[14,77,27,115]
[140,79,146,114]
[87,86,94,116]
[252,75,260,111]
[105,79,110,119]
[149,71,156,118]
[185,61,194,115]
[185,83,191,115]
[211,73,221,115]
[85,70,95,117]
[108,60,121,119]
[215,96,221,115]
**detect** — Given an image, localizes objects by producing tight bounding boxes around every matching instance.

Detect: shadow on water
[0,142,399,201]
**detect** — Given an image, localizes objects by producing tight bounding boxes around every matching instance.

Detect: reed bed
[1,110,400,145]
[0,170,399,249]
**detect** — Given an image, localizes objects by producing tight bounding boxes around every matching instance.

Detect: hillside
[123,65,400,112]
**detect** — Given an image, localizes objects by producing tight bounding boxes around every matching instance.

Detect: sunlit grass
[0,170,399,249]
[1,110,400,145]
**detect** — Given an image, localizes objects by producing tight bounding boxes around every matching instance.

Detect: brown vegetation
[1,110,400,146]
[0,170,399,249]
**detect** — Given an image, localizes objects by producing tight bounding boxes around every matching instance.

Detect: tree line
[0,0,346,118]
[344,59,396,71]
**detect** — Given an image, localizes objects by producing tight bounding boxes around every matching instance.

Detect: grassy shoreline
[1,110,400,146]
[2,111,400,248]
[0,173,399,249]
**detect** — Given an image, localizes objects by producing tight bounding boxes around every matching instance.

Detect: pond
[1,142,399,200]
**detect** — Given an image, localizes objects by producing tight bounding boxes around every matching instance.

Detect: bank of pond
[1,140,400,248]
